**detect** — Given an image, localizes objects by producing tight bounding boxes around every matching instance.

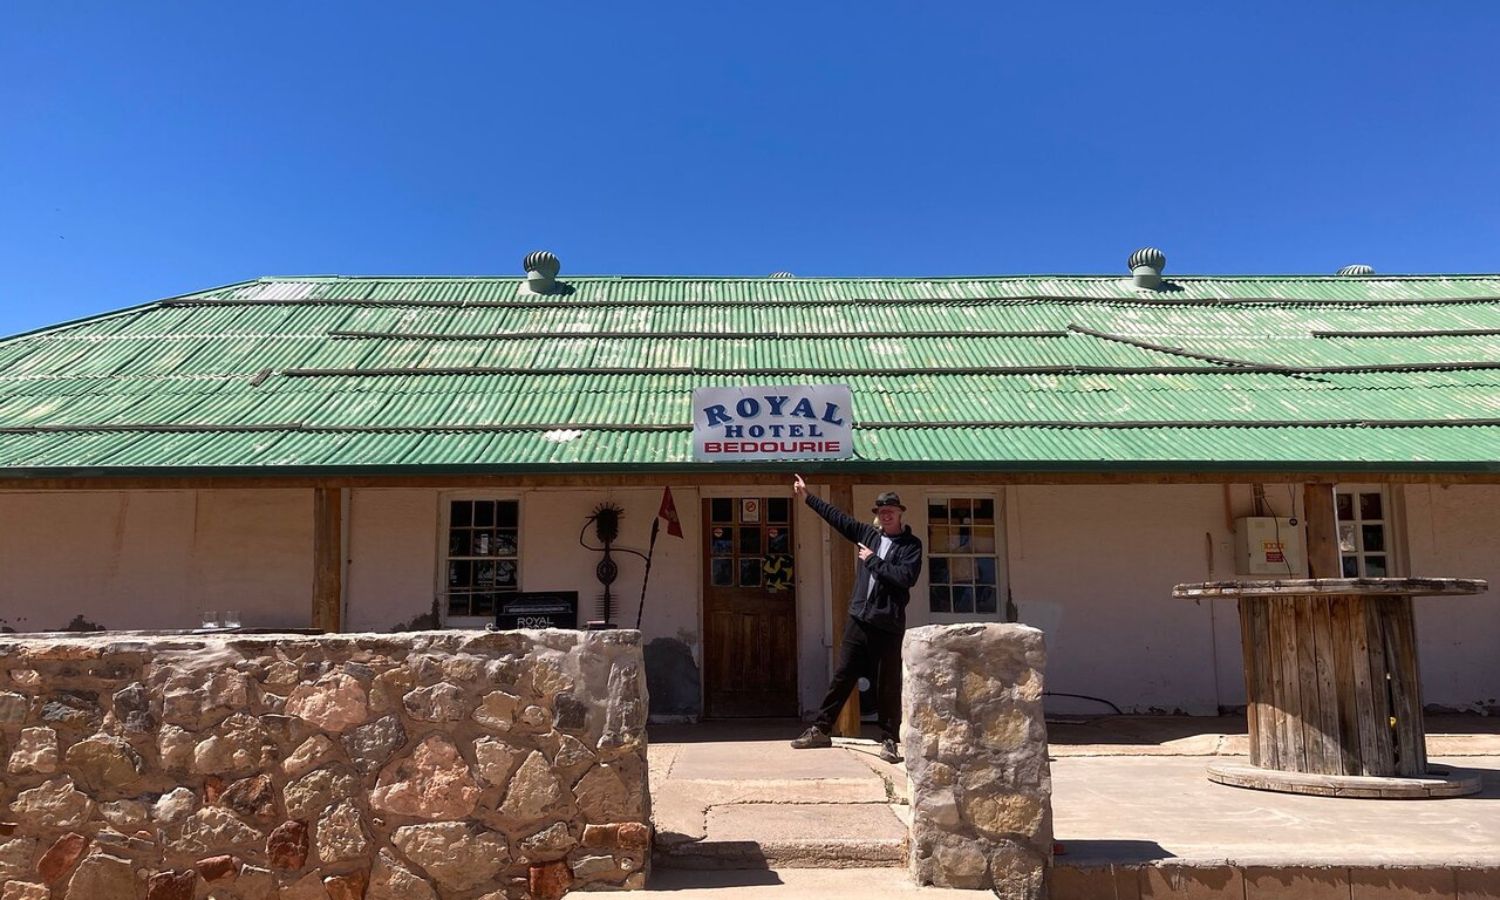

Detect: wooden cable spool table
[1173,577,1488,798]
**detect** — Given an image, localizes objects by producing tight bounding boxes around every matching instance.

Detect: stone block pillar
[903,623,1052,897]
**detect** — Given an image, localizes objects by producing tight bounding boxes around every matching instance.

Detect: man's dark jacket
[805,494,923,633]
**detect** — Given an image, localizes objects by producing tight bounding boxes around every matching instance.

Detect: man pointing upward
[791,474,924,763]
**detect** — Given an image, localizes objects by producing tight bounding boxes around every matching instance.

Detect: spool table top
[1172,577,1487,600]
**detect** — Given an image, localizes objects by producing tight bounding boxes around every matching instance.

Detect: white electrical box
[1234,517,1307,576]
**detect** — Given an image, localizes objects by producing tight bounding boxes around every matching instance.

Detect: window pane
[1366,555,1387,577]
[1359,492,1383,521]
[976,557,997,585]
[970,527,996,554]
[951,498,972,523]
[928,502,948,523]
[711,527,732,555]
[1335,493,1353,520]
[929,557,949,585]
[449,531,467,556]
[1361,524,1385,552]
[767,498,790,523]
[739,558,762,586]
[1342,556,1359,577]
[1339,523,1357,553]
[973,498,995,524]
[711,498,733,523]
[952,586,974,614]
[473,501,495,527]
[711,557,733,586]
[448,560,472,589]
[739,527,761,555]
[476,562,496,588]
[471,593,497,617]
[976,586,998,614]
[495,530,518,556]
[451,501,472,527]
[949,557,974,583]
[767,527,789,553]
[929,525,950,548]
[929,586,951,613]
[495,561,517,589]
[497,502,518,528]
[950,528,970,551]
[448,594,471,617]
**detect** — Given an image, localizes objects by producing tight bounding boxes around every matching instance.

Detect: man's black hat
[872,491,906,512]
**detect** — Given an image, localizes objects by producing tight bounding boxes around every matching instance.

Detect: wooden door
[703,496,798,717]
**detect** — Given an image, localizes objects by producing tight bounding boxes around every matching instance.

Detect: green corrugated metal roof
[1,273,1498,477]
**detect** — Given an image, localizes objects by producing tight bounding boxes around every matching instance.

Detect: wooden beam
[1303,483,1341,579]
[312,487,342,632]
[827,483,862,738]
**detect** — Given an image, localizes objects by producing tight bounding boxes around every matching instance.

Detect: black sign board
[495,591,579,630]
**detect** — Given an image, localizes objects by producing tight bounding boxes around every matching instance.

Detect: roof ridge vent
[523,251,561,293]
[1336,264,1375,277]
[768,271,796,279]
[1128,247,1166,290]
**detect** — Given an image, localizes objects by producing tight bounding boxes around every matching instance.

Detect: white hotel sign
[692,385,855,462]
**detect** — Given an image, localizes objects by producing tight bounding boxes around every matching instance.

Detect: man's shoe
[790,727,832,749]
[879,738,902,763]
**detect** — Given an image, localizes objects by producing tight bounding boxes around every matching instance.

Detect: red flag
[658,487,683,538]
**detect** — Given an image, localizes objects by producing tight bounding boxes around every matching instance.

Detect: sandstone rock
[571,854,617,879]
[369,735,479,821]
[110,683,150,720]
[6,728,58,775]
[278,872,329,900]
[341,715,405,775]
[63,734,142,792]
[161,669,249,728]
[36,834,88,882]
[516,705,549,731]
[98,800,146,833]
[0,838,35,880]
[965,792,1045,841]
[548,734,595,770]
[401,682,470,722]
[145,869,195,900]
[0,693,28,725]
[61,851,133,900]
[266,821,309,870]
[171,807,263,858]
[518,823,574,863]
[572,763,638,820]
[531,660,574,699]
[367,669,413,715]
[366,850,435,900]
[263,661,300,687]
[552,693,589,733]
[156,725,195,771]
[313,801,368,864]
[499,751,565,821]
[285,675,368,733]
[391,823,508,892]
[930,837,988,890]
[439,654,485,683]
[283,735,336,779]
[472,737,525,788]
[471,690,520,731]
[191,713,277,775]
[0,883,46,900]
[10,778,92,830]
[529,861,573,900]
[195,854,239,881]
[152,788,196,825]
[8,670,41,690]
[322,870,368,900]
[39,694,97,732]
[88,830,155,858]
[282,765,360,822]
[219,774,276,822]
[581,822,649,851]
[599,663,645,753]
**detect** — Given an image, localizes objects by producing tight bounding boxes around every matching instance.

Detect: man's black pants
[813,617,903,741]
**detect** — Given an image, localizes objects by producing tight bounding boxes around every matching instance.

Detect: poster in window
[741,499,761,523]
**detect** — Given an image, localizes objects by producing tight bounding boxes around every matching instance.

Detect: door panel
[703,497,797,717]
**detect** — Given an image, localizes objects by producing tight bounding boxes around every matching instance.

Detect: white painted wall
[345,489,439,632]
[0,489,312,632]
[1402,484,1500,712]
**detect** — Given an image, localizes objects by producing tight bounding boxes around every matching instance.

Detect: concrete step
[1053,863,1500,898]
[655,802,908,870]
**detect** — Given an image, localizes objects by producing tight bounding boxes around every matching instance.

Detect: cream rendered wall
[344,489,440,632]
[1401,484,1500,712]
[0,489,312,632]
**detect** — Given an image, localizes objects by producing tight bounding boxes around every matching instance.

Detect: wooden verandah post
[828,483,862,737]
[313,487,342,632]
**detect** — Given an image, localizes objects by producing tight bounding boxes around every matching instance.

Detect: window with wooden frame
[926,495,1005,618]
[1335,485,1398,577]
[441,497,520,622]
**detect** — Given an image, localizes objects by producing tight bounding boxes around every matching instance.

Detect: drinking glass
[200,610,219,629]
[223,610,242,629]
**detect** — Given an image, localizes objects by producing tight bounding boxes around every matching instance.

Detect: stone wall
[0,629,651,899]
[903,623,1052,897]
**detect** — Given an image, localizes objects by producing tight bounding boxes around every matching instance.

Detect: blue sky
[3,3,1499,335]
